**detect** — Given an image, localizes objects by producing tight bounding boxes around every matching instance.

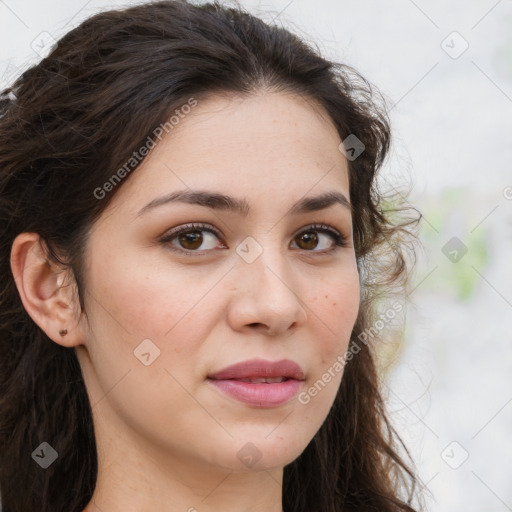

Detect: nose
[227,248,308,337]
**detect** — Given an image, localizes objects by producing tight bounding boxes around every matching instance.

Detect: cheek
[82,255,221,430]
[309,269,360,356]
[299,267,359,411]
[88,245,221,344]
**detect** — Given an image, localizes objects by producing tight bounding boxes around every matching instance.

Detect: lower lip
[207,378,303,407]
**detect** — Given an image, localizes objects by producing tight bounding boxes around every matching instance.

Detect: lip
[208,358,305,381]
[207,358,305,408]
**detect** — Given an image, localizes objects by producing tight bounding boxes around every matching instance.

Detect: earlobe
[10,232,83,347]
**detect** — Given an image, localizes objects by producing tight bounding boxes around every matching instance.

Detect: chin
[220,432,311,472]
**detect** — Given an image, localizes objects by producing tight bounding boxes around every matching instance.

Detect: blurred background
[1,0,511,510]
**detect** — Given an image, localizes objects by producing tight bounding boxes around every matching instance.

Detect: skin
[11,91,360,512]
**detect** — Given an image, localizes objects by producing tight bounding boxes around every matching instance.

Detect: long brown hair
[0,1,421,511]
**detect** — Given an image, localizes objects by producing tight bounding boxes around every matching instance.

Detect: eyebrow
[137,189,351,217]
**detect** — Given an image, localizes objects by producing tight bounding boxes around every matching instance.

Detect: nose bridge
[229,234,307,334]
[250,251,293,299]
[236,233,292,293]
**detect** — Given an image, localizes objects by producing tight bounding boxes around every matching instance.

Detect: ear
[10,232,84,347]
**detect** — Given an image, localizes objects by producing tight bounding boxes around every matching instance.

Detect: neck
[83,405,284,512]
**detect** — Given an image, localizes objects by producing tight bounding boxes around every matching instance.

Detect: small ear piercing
[59,329,68,336]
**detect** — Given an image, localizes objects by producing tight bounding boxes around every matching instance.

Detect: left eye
[160,222,346,256]
[291,225,343,252]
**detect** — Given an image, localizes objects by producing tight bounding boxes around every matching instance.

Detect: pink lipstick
[207,358,305,408]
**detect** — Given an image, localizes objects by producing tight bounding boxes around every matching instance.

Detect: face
[75,91,360,475]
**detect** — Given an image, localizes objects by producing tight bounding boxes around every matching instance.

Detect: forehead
[109,91,350,213]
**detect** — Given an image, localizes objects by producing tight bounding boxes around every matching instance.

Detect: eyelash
[160,222,348,258]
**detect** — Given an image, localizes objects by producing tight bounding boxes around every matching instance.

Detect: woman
[0,1,421,511]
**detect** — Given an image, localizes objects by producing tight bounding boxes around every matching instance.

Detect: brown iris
[296,231,318,250]
[178,230,203,250]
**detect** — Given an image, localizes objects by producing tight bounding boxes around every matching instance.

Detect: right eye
[159,222,227,256]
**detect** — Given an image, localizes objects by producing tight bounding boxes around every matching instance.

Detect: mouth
[230,377,290,383]
[207,358,305,407]
[207,358,305,381]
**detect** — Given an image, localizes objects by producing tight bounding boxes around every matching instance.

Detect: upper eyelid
[160,222,223,240]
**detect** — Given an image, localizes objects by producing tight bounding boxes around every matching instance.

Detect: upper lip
[208,358,305,381]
